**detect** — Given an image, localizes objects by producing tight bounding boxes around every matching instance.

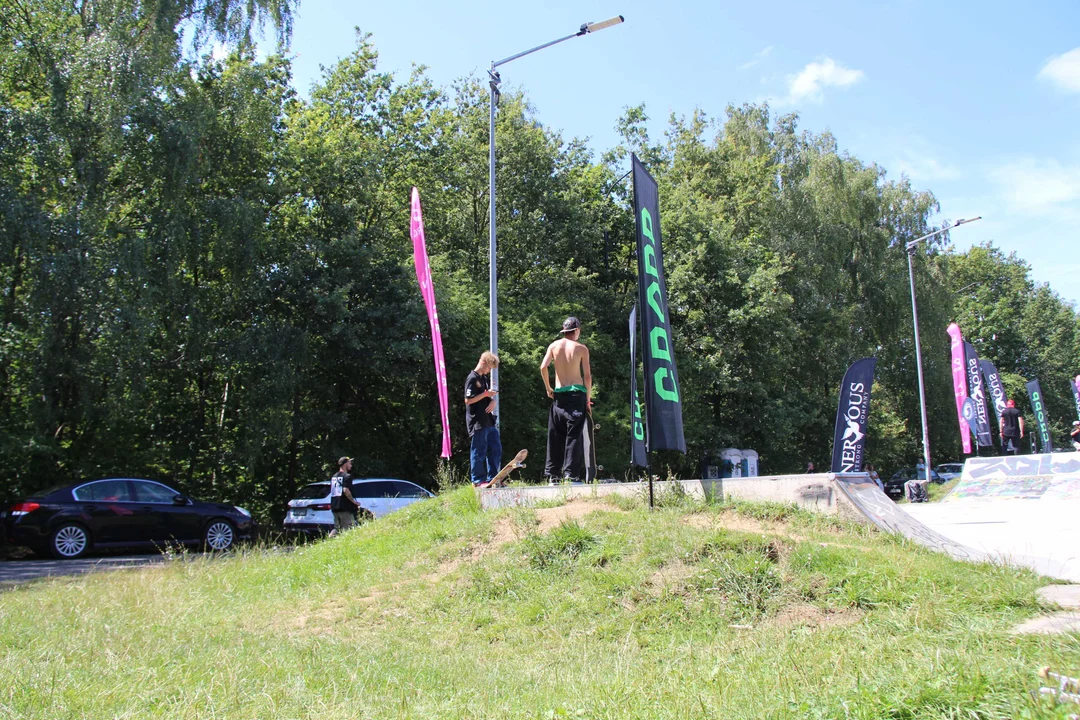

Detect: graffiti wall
[950,453,1080,500]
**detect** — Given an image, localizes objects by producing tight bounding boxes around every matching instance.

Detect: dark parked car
[2,478,254,559]
[884,467,943,498]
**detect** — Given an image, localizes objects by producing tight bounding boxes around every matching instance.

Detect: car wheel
[204,520,235,552]
[50,523,90,559]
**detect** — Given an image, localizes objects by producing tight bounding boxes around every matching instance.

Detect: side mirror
[172,494,189,505]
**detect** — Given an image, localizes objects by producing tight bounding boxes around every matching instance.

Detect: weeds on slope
[0,486,1073,720]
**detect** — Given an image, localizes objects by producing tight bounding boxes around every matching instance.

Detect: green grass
[1,487,1077,719]
[927,478,961,502]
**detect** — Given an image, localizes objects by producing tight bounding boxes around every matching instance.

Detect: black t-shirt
[464,370,495,436]
[330,471,355,511]
[1071,426,1080,442]
[1001,407,1021,438]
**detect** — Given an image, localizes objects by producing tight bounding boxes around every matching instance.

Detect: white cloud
[990,157,1080,213]
[1038,47,1080,93]
[895,154,962,183]
[784,58,864,104]
[737,46,773,72]
[892,137,962,183]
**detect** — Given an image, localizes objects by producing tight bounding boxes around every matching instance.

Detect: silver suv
[283,478,433,536]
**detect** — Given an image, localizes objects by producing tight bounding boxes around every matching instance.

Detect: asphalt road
[0,554,170,588]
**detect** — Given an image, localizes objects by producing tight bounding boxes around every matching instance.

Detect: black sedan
[2,478,254,559]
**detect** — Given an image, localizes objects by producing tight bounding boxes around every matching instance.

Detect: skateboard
[481,449,527,488]
[584,401,602,482]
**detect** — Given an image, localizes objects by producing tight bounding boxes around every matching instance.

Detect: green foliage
[524,520,600,570]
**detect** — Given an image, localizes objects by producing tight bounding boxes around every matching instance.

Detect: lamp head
[580,15,624,35]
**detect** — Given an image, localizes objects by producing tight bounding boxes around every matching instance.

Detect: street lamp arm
[905,216,982,251]
[493,32,581,68]
[493,16,624,68]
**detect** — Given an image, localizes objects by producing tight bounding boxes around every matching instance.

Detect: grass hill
[1,486,1077,719]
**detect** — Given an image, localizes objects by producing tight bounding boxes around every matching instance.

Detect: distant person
[999,399,1025,455]
[1070,420,1080,451]
[329,456,359,536]
[866,464,884,492]
[540,317,592,484]
[465,351,502,486]
[805,462,815,473]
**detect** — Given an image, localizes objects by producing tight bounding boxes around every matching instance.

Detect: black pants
[545,391,587,480]
[1003,436,1019,455]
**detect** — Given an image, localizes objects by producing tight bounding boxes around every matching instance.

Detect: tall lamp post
[906,216,981,484]
[487,15,624,405]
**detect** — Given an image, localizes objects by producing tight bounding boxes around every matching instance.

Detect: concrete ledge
[476,473,873,525]
[478,479,705,510]
[713,473,837,512]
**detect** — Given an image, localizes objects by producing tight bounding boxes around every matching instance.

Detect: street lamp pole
[487,16,624,408]
[905,216,981,484]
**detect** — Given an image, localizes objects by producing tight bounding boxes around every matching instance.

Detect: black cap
[338,456,352,468]
[560,316,581,333]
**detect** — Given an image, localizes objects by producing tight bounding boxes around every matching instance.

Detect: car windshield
[294,483,329,499]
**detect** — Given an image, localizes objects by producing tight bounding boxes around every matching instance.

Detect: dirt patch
[644,559,699,597]
[282,597,350,634]
[769,603,864,630]
[491,515,521,546]
[683,511,805,542]
[535,499,624,533]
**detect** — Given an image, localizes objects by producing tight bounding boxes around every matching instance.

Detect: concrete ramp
[904,453,1080,582]
[947,454,1080,501]
[831,476,985,562]
[723,462,1079,582]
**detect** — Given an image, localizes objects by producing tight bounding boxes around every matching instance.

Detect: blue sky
[277,0,1079,306]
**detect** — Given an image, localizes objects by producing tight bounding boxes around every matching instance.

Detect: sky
[272,0,1079,306]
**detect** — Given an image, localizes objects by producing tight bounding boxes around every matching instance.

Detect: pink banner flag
[411,188,452,458]
[947,323,972,454]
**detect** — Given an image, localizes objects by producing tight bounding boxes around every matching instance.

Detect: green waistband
[555,384,587,394]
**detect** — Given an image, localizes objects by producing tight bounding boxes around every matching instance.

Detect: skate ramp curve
[903,453,1080,582]
[722,464,1078,582]
[830,475,985,563]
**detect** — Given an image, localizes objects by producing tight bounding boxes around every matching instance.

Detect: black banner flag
[961,397,980,444]
[1026,379,1053,452]
[963,342,992,447]
[632,154,686,453]
[980,359,1007,429]
[831,357,876,473]
[1071,375,1080,422]
[629,306,648,467]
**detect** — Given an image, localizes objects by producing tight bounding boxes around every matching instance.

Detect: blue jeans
[470,426,503,485]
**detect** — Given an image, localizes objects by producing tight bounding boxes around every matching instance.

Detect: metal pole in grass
[486,16,625,423]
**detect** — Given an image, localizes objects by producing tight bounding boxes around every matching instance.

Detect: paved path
[0,554,169,588]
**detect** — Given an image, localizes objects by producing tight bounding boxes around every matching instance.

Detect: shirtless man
[540,317,592,483]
